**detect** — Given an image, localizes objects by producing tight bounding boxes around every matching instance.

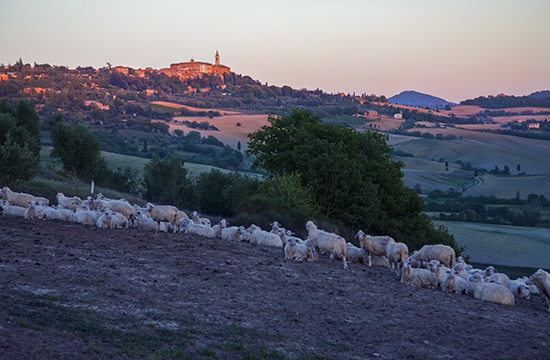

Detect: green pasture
[435,220,550,269]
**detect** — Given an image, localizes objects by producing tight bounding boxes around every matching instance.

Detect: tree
[246,109,458,251]
[142,154,197,208]
[48,115,104,181]
[0,99,41,185]
[517,164,521,172]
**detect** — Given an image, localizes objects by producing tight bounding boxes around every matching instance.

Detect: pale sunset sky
[1,0,548,103]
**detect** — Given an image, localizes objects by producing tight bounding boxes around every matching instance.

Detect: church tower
[215,50,220,66]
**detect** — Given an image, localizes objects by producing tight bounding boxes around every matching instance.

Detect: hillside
[388,90,454,109]
[1,216,549,360]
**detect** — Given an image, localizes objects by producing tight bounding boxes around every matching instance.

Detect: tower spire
[215,50,220,66]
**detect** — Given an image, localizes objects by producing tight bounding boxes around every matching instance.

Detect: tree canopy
[47,115,104,181]
[246,109,458,251]
[0,98,41,185]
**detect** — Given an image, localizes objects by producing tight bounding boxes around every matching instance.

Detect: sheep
[24,201,45,220]
[192,211,211,226]
[159,221,175,233]
[307,221,347,268]
[247,224,283,248]
[212,219,228,238]
[428,260,451,286]
[401,261,438,289]
[43,206,74,222]
[270,221,281,234]
[382,237,409,274]
[97,198,136,227]
[345,242,369,265]
[355,230,390,267]
[135,211,159,231]
[74,208,102,226]
[506,279,531,299]
[96,210,113,228]
[1,202,26,217]
[221,226,245,241]
[370,255,390,268]
[1,187,43,208]
[409,244,456,268]
[441,270,468,294]
[110,212,129,229]
[175,210,189,232]
[146,203,179,228]
[468,273,515,306]
[56,193,78,211]
[284,235,314,262]
[526,269,550,312]
[278,229,305,247]
[483,266,511,286]
[182,219,217,238]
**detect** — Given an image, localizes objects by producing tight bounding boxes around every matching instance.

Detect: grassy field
[435,220,550,269]
[42,147,262,179]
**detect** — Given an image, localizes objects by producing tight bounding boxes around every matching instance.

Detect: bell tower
[215,50,220,66]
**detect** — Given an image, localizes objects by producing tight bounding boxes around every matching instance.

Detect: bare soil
[1,216,549,360]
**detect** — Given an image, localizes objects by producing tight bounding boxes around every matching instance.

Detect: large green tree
[246,109,457,251]
[0,99,41,185]
[48,115,104,181]
[142,154,197,208]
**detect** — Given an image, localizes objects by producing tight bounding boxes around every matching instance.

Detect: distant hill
[388,91,455,109]
[529,90,550,99]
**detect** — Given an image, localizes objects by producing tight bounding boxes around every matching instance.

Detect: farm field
[1,216,549,360]
[41,148,260,179]
[167,114,270,150]
[435,220,550,269]
[390,130,550,176]
[150,101,241,115]
[465,174,550,199]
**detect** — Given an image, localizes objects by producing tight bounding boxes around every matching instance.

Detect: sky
[1,0,549,103]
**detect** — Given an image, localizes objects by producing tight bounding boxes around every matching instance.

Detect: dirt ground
[1,216,549,360]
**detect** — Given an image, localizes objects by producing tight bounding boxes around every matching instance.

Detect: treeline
[461,94,550,109]
[425,192,550,228]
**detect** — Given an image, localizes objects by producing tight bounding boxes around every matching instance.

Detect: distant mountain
[528,90,550,99]
[388,90,455,109]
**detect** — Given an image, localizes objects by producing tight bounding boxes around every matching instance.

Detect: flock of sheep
[1,186,549,312]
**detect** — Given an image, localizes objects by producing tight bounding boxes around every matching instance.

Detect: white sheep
[270,221,281,234]
[175,210,189,232]
[159,221,175,233]
[307,221,347,268]
[401,261,438,289]
[96,210,113,228]
[441,270,468,294]
[355,230,390,267]
[526,269,550,312]
[43,206,74,222]
[0,187,44,208]
[1,202,26,217]
[247,224,283,248]
[97,198,136,227]
[428,260,451,286]
[382,237,409,274]
[212,219,228,238]
[221,226,245,241]
[146,203,179,228]
[24,201,45,220]
[183,219,217,238]
[56,193,77,211]
[110,212,129,228]
[135,211,159,231]
[192,211,211,226]
[345,242,369,265]
[74,208,102,226]
[278,229,305,247]
[506,279,531,299]
[409,244,456,268]
[483,266,511,286]
[284,235,314,262]
[468,273,515,306]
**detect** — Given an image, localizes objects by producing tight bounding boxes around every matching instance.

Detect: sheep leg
[368,254,372,267]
